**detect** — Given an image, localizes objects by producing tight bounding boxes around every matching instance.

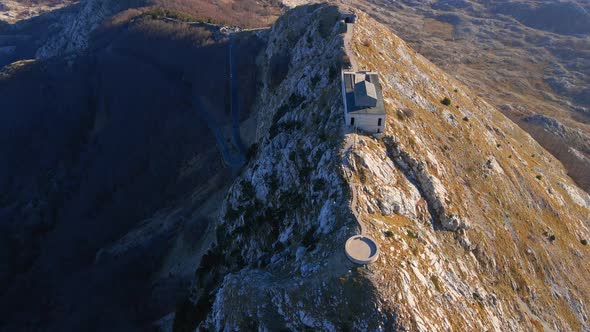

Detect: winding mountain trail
[188,31,252,173]
[228,33,247,157]
[191,95,244,171]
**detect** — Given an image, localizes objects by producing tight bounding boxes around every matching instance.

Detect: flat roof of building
[343,71,386,115]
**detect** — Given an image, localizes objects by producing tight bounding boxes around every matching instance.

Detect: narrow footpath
[343,22,358,71]
[341,13,379,265]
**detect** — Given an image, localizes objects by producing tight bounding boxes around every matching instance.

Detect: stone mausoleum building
[341,71,386,134]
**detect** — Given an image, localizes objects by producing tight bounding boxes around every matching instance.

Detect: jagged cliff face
[177,4,590,331]
[176,6,394,330]
[176,5,394,330]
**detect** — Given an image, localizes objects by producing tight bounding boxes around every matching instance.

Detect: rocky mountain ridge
[174,4,590,331]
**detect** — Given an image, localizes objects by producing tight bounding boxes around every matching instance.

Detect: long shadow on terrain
[0,14,265,331]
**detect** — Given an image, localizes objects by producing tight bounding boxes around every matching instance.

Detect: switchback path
[228,33,247,157]
[192,96,245,171]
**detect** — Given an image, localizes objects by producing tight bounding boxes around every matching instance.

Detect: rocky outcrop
[0,0,74,24]
[36,0,115,58]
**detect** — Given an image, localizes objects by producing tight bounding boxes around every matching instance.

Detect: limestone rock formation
[35,0,114,58]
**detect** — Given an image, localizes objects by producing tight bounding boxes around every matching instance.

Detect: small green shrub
[384,230,394,237]
[581,239,588,246]
[280,120,303,132]
[224,207,240,220]
[313,178,326,191]
[299,165,313,179]
[536,174,543,180]
[141,8,201,23]
[430,275,442,292]
[302,229,316,249]
[268,175,279,193]
[441,97,452,106]
[397,108,415,120]
[246,143,258,161]
[288,93,305,108]
[241,181,255,201]
[329,65,339,80]
[311,74,321,87]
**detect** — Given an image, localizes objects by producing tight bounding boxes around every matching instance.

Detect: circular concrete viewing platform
[345,235,379,264]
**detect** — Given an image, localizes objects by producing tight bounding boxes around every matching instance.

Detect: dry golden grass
[347,10,590,330]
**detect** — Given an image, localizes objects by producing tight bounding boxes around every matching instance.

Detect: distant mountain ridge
[350,0,590,192]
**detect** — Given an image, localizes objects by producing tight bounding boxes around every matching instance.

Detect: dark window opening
[344,17,352,24]
[378,118,382,126]
[350,117,355,126]
[377,129,380,133]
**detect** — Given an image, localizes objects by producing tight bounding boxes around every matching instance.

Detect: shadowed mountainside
[0,14,264,331]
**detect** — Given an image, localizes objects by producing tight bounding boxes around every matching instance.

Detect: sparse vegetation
[140,8,202,23]
[225,207,240,221]
[581,239,588,246]
[311,74,321,87]
[269,51,290,89]
[397,108,415,121]
[441,97,452,106]
[141,0,283,29]
[329,64,339,80]
[241,181,256,201]
[536,174,543,180]
[312,178,326,191]
[246,143,259,162]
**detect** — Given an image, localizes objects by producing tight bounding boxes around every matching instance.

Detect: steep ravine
[174,4,590,331]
